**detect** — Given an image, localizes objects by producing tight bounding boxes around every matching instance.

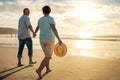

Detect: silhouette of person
[35,6,62,79]
[17,8,36,67]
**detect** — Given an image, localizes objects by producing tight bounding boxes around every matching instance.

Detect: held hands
[33,32,36,38]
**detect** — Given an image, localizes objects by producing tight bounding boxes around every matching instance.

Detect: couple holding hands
[17,6,62,79]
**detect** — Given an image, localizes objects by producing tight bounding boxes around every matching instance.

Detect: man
[17,8,36,67]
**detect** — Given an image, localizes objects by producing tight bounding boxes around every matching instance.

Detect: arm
[34,26,39,38]
[35,26,39,34]
[28,25,34,33]
[50,24,62,44]
[28,25,36,38]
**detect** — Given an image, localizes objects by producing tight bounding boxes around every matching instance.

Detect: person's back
[18,15,31,39]
[17,8,36,67]
[38,16,55,39]
[35,6,62,79]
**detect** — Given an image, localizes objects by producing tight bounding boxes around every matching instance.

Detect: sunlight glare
[72,51,97,57]
[77,33,94,38]
[73,1,103,21]
[76,40,94,49]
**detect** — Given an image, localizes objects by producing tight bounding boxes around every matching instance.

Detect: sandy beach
[0,46,120,80]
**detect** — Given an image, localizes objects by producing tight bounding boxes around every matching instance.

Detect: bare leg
[18,58,21,65]
[17,58,24,67]
[45,57,52,73]
[36,57,51,79]
[29,56,32,63]
[29,56,37,65]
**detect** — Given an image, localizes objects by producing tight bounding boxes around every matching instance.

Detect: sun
[71,1,103,22]
[75,39,94,49]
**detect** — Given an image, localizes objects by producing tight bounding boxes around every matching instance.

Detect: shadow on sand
[0,65,33,80]
[36,71,52,80]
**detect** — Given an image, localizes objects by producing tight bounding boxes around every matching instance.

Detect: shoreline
[1,36,120,59]
[0,45,120,59]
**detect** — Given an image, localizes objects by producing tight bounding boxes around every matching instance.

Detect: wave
[1,34,120,41]
[61,35,120,41]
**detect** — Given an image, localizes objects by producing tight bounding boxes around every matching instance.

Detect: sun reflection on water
[71,39,97,57]
[76,40,95,49]
[71,51,97,57]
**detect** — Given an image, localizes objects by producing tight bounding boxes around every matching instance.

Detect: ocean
[1,34,120,59]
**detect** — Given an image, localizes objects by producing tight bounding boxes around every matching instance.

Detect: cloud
[0,0,36,13]
[91,0,120,6]
[0,0,120,35]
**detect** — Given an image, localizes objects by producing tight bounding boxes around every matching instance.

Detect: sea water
[1,34,120,59]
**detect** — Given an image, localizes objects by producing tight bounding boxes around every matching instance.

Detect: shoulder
[48,16,55,24]
[19,15,28,21]
[48,16,54,21]
[39,16,44,20]
[23,15,29,20]
[48,16,54,19]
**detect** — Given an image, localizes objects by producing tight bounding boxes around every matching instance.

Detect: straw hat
[54,43,67,57]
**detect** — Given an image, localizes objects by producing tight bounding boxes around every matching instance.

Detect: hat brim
[54,43,67,57]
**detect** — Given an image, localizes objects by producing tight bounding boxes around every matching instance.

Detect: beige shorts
[40,38,55,57]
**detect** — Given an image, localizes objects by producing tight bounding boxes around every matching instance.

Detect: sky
[0,0,120,36]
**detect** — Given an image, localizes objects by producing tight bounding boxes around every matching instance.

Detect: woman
[35,6,62,79]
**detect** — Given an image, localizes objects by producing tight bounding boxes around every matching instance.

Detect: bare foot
[36,69,42,79]
[17,63,24,67]
[29,61,37,65]
[46,69,52,73]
